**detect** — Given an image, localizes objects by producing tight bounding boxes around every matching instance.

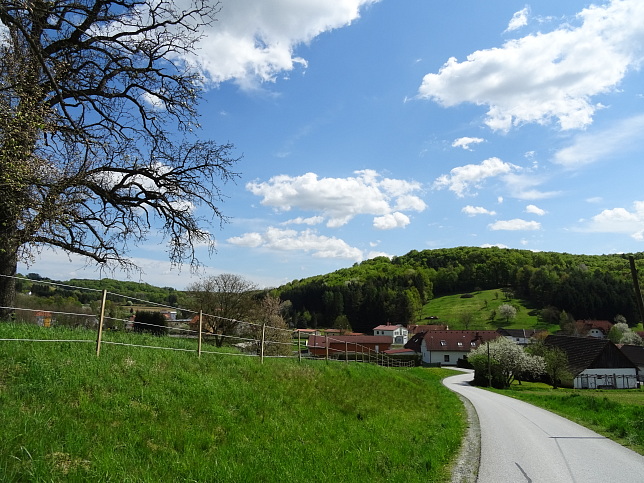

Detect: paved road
[443,371,644,483]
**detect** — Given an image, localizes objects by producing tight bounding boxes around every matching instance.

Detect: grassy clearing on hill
[491,381,644,455]
[0,323,464,482]
[419,289,557,331]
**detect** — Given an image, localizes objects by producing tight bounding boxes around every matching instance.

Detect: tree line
[277,247,643,331]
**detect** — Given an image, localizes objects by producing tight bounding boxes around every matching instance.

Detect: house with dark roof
[405,330,498,366]
[576,320,613,339]
[544,335,637,389]
[619,344,644,382]
[307,335,392,358]
[407,324,448,335]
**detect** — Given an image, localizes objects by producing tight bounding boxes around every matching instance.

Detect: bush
[133,311,168,336]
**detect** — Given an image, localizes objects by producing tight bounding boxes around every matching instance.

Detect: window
[457,341,463,346]
[440,340,447,346]
[444,355,450,362]
[470,341,477,347]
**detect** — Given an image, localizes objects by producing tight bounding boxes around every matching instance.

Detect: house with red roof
[405,330,498,366]
[372,324,408,344]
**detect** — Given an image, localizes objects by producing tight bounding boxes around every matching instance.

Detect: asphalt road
[443,371,644,483]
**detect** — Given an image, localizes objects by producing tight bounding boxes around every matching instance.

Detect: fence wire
[0,275,416,368]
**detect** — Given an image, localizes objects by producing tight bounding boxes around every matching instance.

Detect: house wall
[574,368,638,389]
[421,349,468,366]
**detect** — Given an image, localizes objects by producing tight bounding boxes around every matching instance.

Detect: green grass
[419,289,557,331]
[490,381,644,455]
[0,323,464,482]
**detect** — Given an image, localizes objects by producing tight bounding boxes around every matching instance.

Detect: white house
[405,330,498,366]
[372,324,408,345]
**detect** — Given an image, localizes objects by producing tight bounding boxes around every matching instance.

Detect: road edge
[450,387,481,482]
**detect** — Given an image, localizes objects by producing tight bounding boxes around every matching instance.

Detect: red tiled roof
[407,324,448,334]
[422,330,499,352]
[307,335,392,348]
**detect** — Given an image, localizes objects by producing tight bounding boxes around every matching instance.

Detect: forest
[12,247,644,335]
[275,247,643,334]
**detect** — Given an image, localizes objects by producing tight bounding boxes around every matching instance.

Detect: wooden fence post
[198,311,203,358]
[345,341,348,363]
[95,289,107,357]
[325,335,329,361]
[298,331,302,362]
[260,323,266,364]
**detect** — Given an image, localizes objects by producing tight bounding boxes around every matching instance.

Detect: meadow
[0,323,464,482]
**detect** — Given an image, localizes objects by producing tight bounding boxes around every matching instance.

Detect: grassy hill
[0,323,464,482]
[419,289,555,332]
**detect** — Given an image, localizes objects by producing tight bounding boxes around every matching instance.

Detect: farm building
[544,335,638,389]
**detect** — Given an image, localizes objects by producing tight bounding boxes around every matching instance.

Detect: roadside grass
[419,289,554,331]
[0,323,464,482]
[490,381,644,455]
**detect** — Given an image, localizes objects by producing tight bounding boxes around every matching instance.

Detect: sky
[19,0,644,290]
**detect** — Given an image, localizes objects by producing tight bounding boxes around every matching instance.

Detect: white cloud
[481,243,509,249]
[247,170,426,227]
[452,137,485,151]
[227,227,363,260]
[506,7,529,32]
[503,173,560,200]
[282,216,324,226]
[418,0,644,131]
[525,204,547,216]
[489,219,541,231]
[462,205,496,216]
[179,0,378,88]
[583,201,644,239]
[373,212,410,230]
[433,157,518,197]
[552,114,644,168]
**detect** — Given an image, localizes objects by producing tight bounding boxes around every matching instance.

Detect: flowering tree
[498,304,517,324]
[469,336,544,388]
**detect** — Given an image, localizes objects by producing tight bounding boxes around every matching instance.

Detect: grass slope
[419,289,556,331]
[0,324,464,482]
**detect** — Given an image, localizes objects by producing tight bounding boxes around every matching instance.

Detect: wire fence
[0,275,416,368]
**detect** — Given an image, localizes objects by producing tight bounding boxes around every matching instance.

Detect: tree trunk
[0,247,18,320]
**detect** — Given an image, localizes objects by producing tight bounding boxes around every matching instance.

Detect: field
[419,289,557,331]
[490,381,644,455]
[0,323,464,482]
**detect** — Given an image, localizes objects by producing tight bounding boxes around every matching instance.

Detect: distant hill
[275,246,644,334]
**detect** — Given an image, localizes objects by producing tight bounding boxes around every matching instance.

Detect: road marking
[515,462,532,482]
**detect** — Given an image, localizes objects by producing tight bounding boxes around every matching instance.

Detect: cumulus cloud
[583,201,644,239]
[553,114,644,168]
[481,243,509,249]
[525,204,547,216]
[506,7,529,32]
[418,0,644,131]
[462,205,496,216]
[489,219,541,231]
[177,0,378,88]
[282,216,324,226]
[247,169,426,228]
[373,212,410,230]
[433,157,518,197]
[452,137,485,150]
[227,227,364,260]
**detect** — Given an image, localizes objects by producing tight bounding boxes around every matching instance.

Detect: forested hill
[276,247,644,334]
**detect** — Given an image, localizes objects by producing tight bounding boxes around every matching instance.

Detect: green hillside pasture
[420,289,551,331]
[493,382,644,455]
[0,324,464,482]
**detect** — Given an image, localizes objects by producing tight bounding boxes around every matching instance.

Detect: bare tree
[187,274,257,347]
[0,1,240,315]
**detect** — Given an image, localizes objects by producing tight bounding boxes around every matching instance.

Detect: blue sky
[21,0,644,289]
